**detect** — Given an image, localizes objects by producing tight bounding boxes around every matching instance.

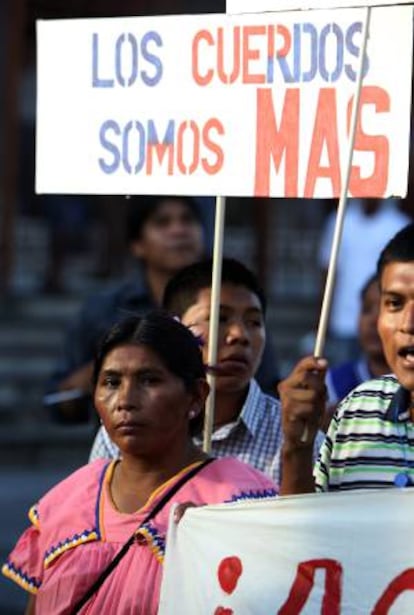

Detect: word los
[92,31,163,88]
[192,22,368,86]
[254,85,389,198]
[98,118,224,175]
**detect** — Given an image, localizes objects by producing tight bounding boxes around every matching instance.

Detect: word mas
[94,22,389,196]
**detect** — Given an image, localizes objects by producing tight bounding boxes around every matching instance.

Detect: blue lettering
[141,31,163,87]
[99,120,120,173]
[301,23,318,82]
[122,120,146,174]
[345,22,369,81]
[292,23,301,83]
[263,21,370,85]
[147,119,175,145]
[319,24,344,82]
[92,33,114,88]
[115,33,138,87]
[277,52,295,83]
[266,57,274,84]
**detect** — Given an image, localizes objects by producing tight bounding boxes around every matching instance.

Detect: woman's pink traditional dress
[2,457,277,614]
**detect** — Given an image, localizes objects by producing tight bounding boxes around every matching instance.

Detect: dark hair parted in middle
[162,257,266,318]
[93,311,206,392]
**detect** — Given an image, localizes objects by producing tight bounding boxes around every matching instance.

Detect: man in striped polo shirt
[314,222,414,490]
[279,222,414,491]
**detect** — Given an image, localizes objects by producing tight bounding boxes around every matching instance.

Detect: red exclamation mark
[213,556,243,615]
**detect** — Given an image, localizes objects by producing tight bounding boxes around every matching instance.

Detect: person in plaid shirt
[90,258,325,490]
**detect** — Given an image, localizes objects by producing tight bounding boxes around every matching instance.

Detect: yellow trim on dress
[2,562,39,595]
[28,505,40,529]
[97,459,207,563]
[137,526,165,564]
[44,530,99,568]
[99,460,117,542]
[104,459,206,516]
[141,460,205,513]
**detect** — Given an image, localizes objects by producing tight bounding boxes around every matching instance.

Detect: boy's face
[130,199,204,273]
[378,261,414,399]
[181,283,266,394]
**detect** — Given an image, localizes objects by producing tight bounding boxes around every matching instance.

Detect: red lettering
[276,25,291,58]
[242,26,266,84]
[304,88,340,197]
[254,87,299,197]
[202,118,224,174]
[217,556,243,594]
[278,559,342,615]
[372,569,414,614]
[192,30,214,86]
[349,85,390,198]
[217,26,241,85]
[193,25,275,86]
[267,24,275,62]
[176,120,200,175]
[145,143,174,175]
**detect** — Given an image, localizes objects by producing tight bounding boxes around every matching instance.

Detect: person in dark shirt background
[45,195,206,422]
[45,195,281,424]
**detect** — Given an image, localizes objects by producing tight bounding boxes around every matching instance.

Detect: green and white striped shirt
[314,375,414,491]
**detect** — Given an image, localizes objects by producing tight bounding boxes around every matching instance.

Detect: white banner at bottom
[159,489,414,614]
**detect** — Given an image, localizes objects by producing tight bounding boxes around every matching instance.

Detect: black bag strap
[71,457,214,614]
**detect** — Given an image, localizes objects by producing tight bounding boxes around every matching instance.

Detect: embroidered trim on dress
[2,560,41,594]
[137,522,166,563]
[95,461,111,541]
[28,505,40,528]
[44,529,99,568]
[225,487,277,504]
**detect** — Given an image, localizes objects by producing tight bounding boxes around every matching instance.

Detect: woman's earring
[189,408,198,419]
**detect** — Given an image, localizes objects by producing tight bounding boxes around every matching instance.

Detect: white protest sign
[159,489,414,614]
[36,7,413,197]
[226,0,414,13]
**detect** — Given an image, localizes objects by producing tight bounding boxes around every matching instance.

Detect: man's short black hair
[162,257,266,316]
[126,195,202,242]
[377,223,414,283]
